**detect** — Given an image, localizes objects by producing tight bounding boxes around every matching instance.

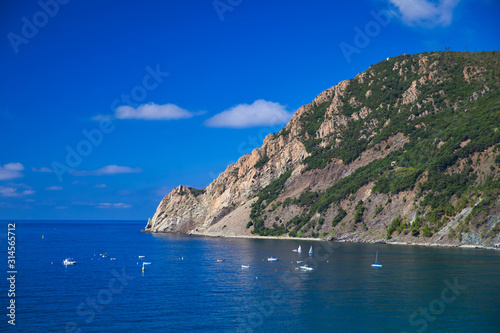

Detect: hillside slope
[145,51,500,249]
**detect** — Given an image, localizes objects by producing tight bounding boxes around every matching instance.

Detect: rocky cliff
[146,51,500,249]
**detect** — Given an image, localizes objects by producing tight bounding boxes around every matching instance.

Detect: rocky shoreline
[142,228,500,251]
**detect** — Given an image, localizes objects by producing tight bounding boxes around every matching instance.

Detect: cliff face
[146,51,500,249]
[145,135,309,235]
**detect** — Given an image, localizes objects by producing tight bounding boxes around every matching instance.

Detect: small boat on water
[292,245,302,253]
[63,258,77,265]
[241,265,251,269]
[216,259,224,262]
[138,256,145,259]
[267,256,278,261]
[371,250,383,268]
[309,246,313,256]
[296,260,304,264]
[143,262,152,265]
[299,265,313,271]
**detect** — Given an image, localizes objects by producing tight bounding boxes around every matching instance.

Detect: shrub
[354,201,367,224]
[373,204,383,217]
[422,225,433,237]
[332,207,347,227]
[188,187,205,197]
[386,215,402,239]
[254,155,270,169]
[292,191,319,207]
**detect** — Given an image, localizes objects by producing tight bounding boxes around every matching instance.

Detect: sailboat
[299,264,313,271]
[309,246,313,256]
[371,250,383,267]
[63,258,77,265]
[293,245,302,253]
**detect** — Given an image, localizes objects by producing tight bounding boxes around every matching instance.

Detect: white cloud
[93,102,198,121]
[71,201,131,209]
[118,190,132,195]
[94,102,194,121]
[72,165,142,176]
[387,0,460,27]
[97,202,132,209]
[95,165,142,175]
[0,163,24,180]
[46,186,63,191]
[0,184,34,197]
[205,99,293,128]
[0,186,17,197]
[71,201,94,206]
[32,167,53,173]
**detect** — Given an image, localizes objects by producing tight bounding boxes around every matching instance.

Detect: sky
[0,0,499,220]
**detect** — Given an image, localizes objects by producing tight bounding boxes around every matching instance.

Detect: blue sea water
[1,220,500,332]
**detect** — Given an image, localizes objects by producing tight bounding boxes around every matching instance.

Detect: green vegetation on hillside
[188,187,205,197]
[247,51,500,240]
[248,170,291,236]
[332,207,347,227]
[254,155,270,169]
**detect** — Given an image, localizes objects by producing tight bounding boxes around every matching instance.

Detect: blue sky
[0,0,499,220]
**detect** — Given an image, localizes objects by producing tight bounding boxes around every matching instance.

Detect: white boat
[296,260,304,264]
[138,256,145,259]
[371,250,383,268]
[293,245,302,253]
[309,246,313,256]
[143,262,152,265]
[63,258,77,265]
[241,265,251,269]
[299,265,313,271]
[267,256,278,261]
[216,259,224,262]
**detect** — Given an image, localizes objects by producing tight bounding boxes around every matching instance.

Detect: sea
[1,220,500,332]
